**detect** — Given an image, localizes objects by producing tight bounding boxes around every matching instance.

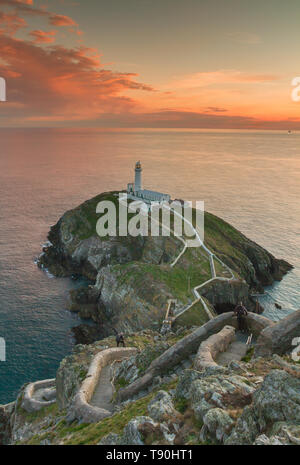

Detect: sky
[0,0,300,128]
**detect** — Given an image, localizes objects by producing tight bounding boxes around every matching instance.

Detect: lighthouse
[127,161,170,204]
[134,161,142,192]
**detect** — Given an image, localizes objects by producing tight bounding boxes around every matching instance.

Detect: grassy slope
[173,301,209,328]
[111,247,211,305]
[63,192,250,255]
[204,211,257,275]
[62,192,251,281]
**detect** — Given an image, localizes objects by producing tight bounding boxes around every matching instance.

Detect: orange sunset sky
[0,0,300,128]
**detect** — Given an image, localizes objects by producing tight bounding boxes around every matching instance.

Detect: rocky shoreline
[38,191,292,344]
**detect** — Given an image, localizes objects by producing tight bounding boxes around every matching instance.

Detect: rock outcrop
[1,314,299,445]
[255,308,300,357]
[147,390,177,422]
[201,408,234,443]
[226,369,300,445]
[199,279,257,314]
[0,402,14,445]
[99,415,175,446]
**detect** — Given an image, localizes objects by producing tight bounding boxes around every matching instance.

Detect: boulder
[121,416,152,445]
[193,399,214,422]
[255,309,300,357]
[270,421,300,445]
[175,369,204,400]
[226,369,300,445]
[251,369,300,428]
[254,434,284,445]
[98,433,122,445]
[147,390,176,422]
[253,421,300,445]
[190,373,255,424]
[201,408,234,443]
[225,405,259,445]
[114,355,139,385]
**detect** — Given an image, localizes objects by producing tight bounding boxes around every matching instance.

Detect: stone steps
[216,332,248,366]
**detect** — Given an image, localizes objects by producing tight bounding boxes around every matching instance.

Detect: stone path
[216,331,248,366]
[90,365,114,412]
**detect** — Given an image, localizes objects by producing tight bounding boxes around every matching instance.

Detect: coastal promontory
[38,191,292,341]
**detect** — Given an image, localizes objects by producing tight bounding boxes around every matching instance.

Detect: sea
[0,128,299,403]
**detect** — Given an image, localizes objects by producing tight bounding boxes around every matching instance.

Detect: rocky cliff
[38,191,292,341]
[2,318,299,446]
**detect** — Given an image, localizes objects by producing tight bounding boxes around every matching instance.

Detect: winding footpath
[162,203,235,321]
[121,193,236,321]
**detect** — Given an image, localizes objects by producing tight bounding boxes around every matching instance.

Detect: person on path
[116,332,125,347]
[234,301,248,332]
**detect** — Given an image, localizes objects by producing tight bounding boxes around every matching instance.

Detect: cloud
[49,14,77,27]
[0,0,156,125]
[169,70,280,90]
[0,34,155,124]
[0,12,27,35]
[0,0,78,29]
[205,106,228,113]
[0,0,48,16]
[0,0,295,129]
[29,29,56,43]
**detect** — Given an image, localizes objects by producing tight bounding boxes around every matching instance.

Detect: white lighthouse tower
[134,161,142,193]
[126,161,170,204]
